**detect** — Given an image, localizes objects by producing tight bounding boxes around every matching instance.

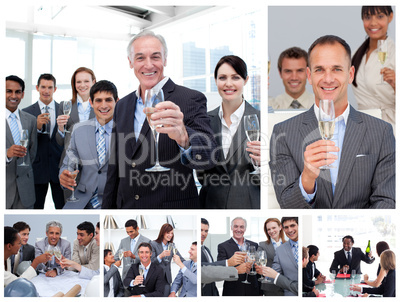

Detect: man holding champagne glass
[269,35,395,209]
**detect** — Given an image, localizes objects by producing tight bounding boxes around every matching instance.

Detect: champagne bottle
[365,240,371,256]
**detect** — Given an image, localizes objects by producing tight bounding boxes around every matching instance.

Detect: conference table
[30,270,91,297]
[314,273,374,297]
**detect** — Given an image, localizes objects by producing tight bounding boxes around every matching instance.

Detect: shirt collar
[95,119,113,134]
[135,76,170,99]
[38,99,55,111]
[232,237,245,246]
[218,100,245,123]
[140,262,151,270]
[314,102,350,126]
[289,239,298,247]
[6,108,20,120]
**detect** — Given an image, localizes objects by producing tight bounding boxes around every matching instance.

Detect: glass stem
[154,130,160,165]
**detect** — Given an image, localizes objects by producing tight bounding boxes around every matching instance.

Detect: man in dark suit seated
[303,245,325,292]
[269,35,395,209]
[103,30,216,209]
[104,249,124,297]
[123,242,166,297]
[217,217,259,296]
[11,222,35,275]
[329,235,375,274]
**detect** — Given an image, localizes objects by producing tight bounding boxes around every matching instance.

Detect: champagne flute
[138,266,146,287]
[45,245,54,271]
[165,243,173,262]
[318,99,336,169]
[241,243,251,284]
[118,249,124,260]
[144,88,170,172]
[248,246,257,275]
[63,100,72,133]
[53,246,62,261]
[173,246,178,256]
[18,129,29,166]
[257,250,267,282]
[243,114,260,174]
[66,155,80,202]
[377,39,387,85]
[343,266,348,276]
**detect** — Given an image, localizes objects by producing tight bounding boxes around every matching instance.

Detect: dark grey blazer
[198,101,260,209]
[269,105,395,209]
[104,265,124,297]
[6,109,37,209]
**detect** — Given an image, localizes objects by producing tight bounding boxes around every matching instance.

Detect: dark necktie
[290,100,302,109]
[347,251,351,265]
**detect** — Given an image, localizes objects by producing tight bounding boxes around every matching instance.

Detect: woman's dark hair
[351,6,393,87]
[214,55,248,80]
[376,241,390,257]
[155,223,174,244]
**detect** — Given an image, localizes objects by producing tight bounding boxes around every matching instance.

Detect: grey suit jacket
[72,238,99,271]
[6,109,37,209]
[56,100,95,165]
[170,260,197,297]
[276,274,298,296]
[201,265,238,284]
[269,105,395,209]
[150,240,185,284]
[11,243,36,273]
[35,237,71,275]
[258,241,284,296]
[104,265,124,297]
[114,234,151,280]
[272,241,298,296]
[198,101,260,209]
[59,119,112,209]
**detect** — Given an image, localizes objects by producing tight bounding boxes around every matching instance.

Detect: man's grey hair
[230,217,247,229]
[46,220,63,234]
[127,30,168,61]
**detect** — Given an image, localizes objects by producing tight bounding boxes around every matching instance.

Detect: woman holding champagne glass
[197,55,260,209]
[257,218,286,296]
[150,223,185,296]
[351,6,395,131]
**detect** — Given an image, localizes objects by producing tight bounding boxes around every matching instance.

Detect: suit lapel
[208,108,228,173]
[50,102,60,139]
[86,119,99,166]
[300,107,333,206]
[333,107,365,206]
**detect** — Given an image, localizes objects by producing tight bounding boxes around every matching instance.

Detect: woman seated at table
[350,249,395,297]
[197,55,260,209]
[363,241,389,288]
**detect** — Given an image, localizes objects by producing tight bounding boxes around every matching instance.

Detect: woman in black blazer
[351,249,395,297]
[198,55,260,209]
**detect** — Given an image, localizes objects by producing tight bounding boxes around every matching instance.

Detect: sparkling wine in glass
[138,266,146,287]
[18,129,29,166]
[63,100,72,133]
[243,114,260,174]
[318,99,336,169]
[118,249,124,260]
[248,246,257,275]
[377,39,388,85]
[258,250,267,282]
[164,243,173,262]
[144,88,170,172]
[45,245,54,271]
[241,243,251,284]
[53,246,62,261]
[66,155,79,202]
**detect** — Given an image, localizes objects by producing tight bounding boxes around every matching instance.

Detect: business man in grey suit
[71,221,99,271]
[59,80,117,209]
[104,249,124,297]
[35,220,71,276]
[169,242,197,297]
[269,35,395,209]
[272,217,299,296]
[6,76,37,209]
[114,219,151,283]
[11,222,35,274]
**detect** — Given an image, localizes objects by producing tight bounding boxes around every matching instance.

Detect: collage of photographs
[2,2,398,301]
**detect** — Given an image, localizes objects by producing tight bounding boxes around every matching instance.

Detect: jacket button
[98,170,101,174]
[131,162,136,168]
[195,154,202,160]
[134,195,140,200]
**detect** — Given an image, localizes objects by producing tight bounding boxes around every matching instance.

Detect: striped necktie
[9,113,20,145]
[97,126,106,166]
[293,242,299,265]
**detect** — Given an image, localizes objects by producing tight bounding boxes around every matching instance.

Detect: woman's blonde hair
[380,249,395,271]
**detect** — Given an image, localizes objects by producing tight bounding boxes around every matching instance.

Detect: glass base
[250,167,260,175]
[18,163,29,166]
[145,164,170,172]
[139,285,146,287]
[67,196,79,202]
[249,272,257,275]
[241,280,251,284]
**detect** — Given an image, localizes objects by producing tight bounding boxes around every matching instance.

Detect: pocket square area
[356,154,367,158]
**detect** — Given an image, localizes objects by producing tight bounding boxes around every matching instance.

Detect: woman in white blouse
[351,6,395,131]
[197,55,260,209]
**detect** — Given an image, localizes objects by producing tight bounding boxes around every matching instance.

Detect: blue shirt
[77,95,92,122]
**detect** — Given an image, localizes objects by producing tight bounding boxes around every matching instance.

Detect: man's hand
[124,251,136,259]
[381,67,395,90]
[148,101,189,149]
[228,252,246,266]
[246,141,261,166]
[302,140,338,193]
[312,286,320,297]
[114,260,122,267]
[341,264,349,273]
[37,113,50,130]
[159,249,171,260]
[316,274,326,284]
[45,269,57,277]
[134,275,144,286]
[172,254,183,268]
[59,169,77,191]
[7,145,27,159]
[57,115,70,132]
[168,292,177,297]
[235,263,250,275]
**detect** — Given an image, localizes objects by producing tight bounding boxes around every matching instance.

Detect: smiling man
[34,220,71,277]
[71,221,99,271]
[6,75,37,209]
[272,217,299,296]
[270,47,315,109]
[269,35,395,209]
[59,80,118,209]
[103,30,216,209]
[217,217,259,296]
